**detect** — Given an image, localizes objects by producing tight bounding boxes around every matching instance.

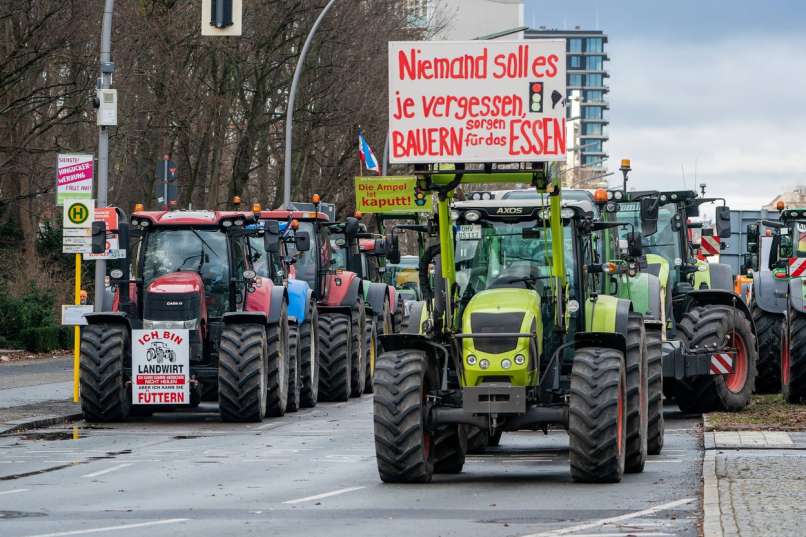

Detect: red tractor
[258,202,370,402]
[80,210,302,422]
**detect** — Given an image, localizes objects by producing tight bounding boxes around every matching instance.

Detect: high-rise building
[406,1,524,39]
[526,28,609,172]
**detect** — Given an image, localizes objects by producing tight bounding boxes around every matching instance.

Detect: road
[0,357,73,409]
[0,398,701,537]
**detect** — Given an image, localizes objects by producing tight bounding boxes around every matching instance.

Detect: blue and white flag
[358,129,380,175]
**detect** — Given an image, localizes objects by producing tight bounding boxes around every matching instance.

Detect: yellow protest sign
[355,176,432,213]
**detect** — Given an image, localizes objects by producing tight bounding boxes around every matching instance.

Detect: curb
[0,411,84,436]
[702,448,722,537]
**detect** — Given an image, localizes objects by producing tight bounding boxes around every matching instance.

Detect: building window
[585,90,603,102]
[583,123,603,136]
[587,38,603,53]
[569,74,583,87]
[582,155,603,167]
[569,55,582,69]
[583,106,603,119]
[569,38,582,53]
[587,74,603,87]
[586,56,603,71]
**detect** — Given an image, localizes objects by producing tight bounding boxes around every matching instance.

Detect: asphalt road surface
[0,398,701,537]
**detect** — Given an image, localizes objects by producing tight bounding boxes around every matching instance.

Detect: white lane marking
[256,421,287,430]
[81,463,133,478]
[0,488,29,495]
[519,497,695,537]
[566,533,673,537]
[282,486,366,504]
[19,518,189,537]
[645,459,683,463]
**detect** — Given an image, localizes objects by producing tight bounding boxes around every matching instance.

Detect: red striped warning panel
[709,353,734,375]
[701,235,721,256]
[790,257,806,277]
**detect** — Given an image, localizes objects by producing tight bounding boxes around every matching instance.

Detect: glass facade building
[525,29,609,170]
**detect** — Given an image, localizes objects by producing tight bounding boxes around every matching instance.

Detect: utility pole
[283,0,339,207]
[95,0,115,312]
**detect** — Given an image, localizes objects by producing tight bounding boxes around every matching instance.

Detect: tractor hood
[143,272,206,328]
[146,272,204,295]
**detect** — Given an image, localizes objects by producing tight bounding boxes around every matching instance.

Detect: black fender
[339,276,362,308]
[378,333,453,386]
[223,311,268,325]
[365,281,389,319]
[268,286,287,324]
[685,289,756,335]
[84,311,131,330]
[707,263,734,292]
[749,271,786,314]
[575,332,627,357]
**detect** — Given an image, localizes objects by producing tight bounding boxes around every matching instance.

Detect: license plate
[457,224,482,240]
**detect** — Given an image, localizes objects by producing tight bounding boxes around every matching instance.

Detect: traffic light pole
[282,0,338,207]
[94,0,115,312]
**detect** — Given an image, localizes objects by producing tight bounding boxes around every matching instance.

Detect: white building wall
[431,0,524,40]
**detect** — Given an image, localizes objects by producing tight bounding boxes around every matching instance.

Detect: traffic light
[211,0,233,28]
[529,82,543,113]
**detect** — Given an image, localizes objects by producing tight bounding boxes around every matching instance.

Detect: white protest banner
[388,40,566,164]
[132,329,190,405]
[57,154,94,205]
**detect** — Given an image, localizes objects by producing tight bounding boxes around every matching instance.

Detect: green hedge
[0,283,64,352]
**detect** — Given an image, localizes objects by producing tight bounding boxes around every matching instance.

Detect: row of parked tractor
[78,159,773,486]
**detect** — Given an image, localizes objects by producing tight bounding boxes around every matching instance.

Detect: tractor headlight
[614,191,624,200]
[479,359,490,370]
[110,269,123,279]
[514,354,526,365]
[466,354,477,366]
[501,359,512,369]
[465,210,481,222]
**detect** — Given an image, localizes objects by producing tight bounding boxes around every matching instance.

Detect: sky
[525,0,806,209]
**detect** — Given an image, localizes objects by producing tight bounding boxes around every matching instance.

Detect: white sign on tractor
[388,40,566,164]
[132,329,190,405]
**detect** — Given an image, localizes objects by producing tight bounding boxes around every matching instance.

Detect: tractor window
[141,228,230,317]
[288,221,319,290]
[796,223,806,257]
[248,237,283,280]
[329,235,348,270]
[615,203,681,262]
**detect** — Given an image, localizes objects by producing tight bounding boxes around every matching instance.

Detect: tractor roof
[780,209,806,221]
[454,197,595,216]
[132,210,256,226]
[258,209,330,223]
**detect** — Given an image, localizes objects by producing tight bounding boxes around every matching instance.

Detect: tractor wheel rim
[783,328,791,386]
[725,332,749,394]
[617,378,624,454]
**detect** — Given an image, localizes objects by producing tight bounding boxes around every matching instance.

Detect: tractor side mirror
[639,197,659,237]
[294,231,311,252]
[627,232,643,258]
[264,220,281,254]
[91,221,107,254]
[716,206,732,238]
[344,217,360,240]
[385,233,401,264]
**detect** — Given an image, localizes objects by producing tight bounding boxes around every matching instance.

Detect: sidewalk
[702,423,806,537]
[0,356,82,434]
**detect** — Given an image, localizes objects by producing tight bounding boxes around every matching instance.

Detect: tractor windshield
[287,221,318,288]
[141,228,230,316]
[615,202,682,262]
[329,234,348,270]
[456,219,575,296]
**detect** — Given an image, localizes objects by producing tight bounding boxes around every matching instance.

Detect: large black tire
[401,301,426,335]
[487,430,502,447]
[299,305,320,408]
[218,323,268,422]
[625,314,648,474]
[266,307,291,417]
[364,318,378,394]
[79,323,130,422]
[569,347,627,483]
[433,425,467,474]
[318,313,352,402]
[286,322,301,413]
[373,349,434,483]
[751,302,782,393]
[392,295,406,333]
[646,327,665,455]
[350,299,367,398]
[465,426,489,454]
[783,314,806,403]
[674,305,757,413]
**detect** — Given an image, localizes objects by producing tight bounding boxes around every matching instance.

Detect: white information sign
[61,305,94,326]
[132,329,190,405]
[388,40,567,164]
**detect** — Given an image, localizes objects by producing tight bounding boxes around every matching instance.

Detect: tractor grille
[144,292,199,322]
[469,312,525,354]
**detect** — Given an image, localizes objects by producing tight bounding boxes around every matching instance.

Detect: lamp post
[283,0,339,207]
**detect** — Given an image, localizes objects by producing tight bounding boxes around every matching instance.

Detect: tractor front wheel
[783,314,806,403]
[569,346,627,483]
[350,299,368,398]
[433,425,467,474]
[373,349,434,483]
[79,323,131,422]
[299,305,320,408]
[752,302,782,393]
[364,318,379,394]
[646,327,665,455]
[218,323,268,422]
[625,314,648,474]
[286,322,301,413]
[318,313,352,402]
[266,306,291,417]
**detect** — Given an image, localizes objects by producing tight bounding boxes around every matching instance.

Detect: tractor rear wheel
[79,323,130,422]
[373,349,434,483]
[646,327,665,455]
[393,295,406,332]
[569,347,627,483]
[783,314,806,403]
[299,305,320,408]
[286,322,301,413]
[675,305,757,413]
[433,425,467,474]
[751,302,782,393]
[317,313,352,402]
[350,299,367,398]
[218,323,268,422]
[625,314,648,474]
[266,307,291,417]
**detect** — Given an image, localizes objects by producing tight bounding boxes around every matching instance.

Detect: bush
[0,282,60,351]
[20,326,62,353]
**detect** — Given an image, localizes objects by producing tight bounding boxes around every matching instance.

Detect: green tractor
[598,167,757,413]
[373,166,652,484]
